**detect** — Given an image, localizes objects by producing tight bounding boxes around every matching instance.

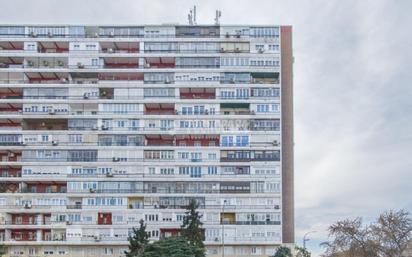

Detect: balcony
[100,42,139,53]
[220,103,252,115]
[0,151,21,162]
[37,41,69,53]
[0,166,21,177]
[25,57,68,69]
[180,88,215,99]
[23,182,67,193]
[175,26,219,38]
[0,88,22,99]
[0,103,21,115]
[146,135,174,146]
[10,229,37,241]
[0,119,21,130]
[144,57,175,68]
[175,135,219,147]
[98,212,112,225]
[144,103,175,115]
[0,41,23,52]
[22,119,68,130]
[251,72,280,84]
[98,72,143,82]
[0,57,23,69]
[103,57,139,69]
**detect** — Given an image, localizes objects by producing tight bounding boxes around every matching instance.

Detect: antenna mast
[214,10,222,25]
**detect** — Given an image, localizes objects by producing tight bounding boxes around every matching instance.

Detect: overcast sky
[1,0,411,255]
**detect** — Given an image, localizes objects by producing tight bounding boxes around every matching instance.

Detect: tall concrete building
[0,24,293,257]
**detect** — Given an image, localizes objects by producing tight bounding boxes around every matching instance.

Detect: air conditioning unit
[144,63,151,68]
[83,93,89,99]
[27,60,34,67]
[91,125,98,130]
[106,171,113,177]
[60,78,68,83]
[165,77,171,84]
[101,125,108,131]
[52,140,59,146]
[47,31,53,38]
[109,31,115,37]
[219,48,226,53]
[43,60,49,67]
[251,110,256,115]
[48,109,56,115]
[272,140,279,146]
[94,235,101,241]
[8,152,15,157]
[258,48,265,54]
[24,203,32,209]
[94,32,99,38]
[204,109,209,115]
[77,62,84,69]
[274,205,280,209]
[235,32,241,38]
[112,157,120,162]
[89,188,96,193]
[66,221,72,225]
[29,31,37,37]
[57,60,64,67]
[229,78,235,84]
[107,48,114,53]
[21,141,27,146]
[234,47,240,53]
[214,237,219,242]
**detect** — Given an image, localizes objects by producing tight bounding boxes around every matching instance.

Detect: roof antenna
[214,10,222,25]
[193,5,197,25]
[188,8,193,25]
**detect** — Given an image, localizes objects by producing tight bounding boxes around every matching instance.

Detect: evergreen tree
[142,236,203,257]
[181,199,205,257]
[0,244,5,257]
[272,246,292,257]
[125,219,149,257]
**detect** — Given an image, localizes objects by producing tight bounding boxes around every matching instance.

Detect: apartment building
[0,24,294,257]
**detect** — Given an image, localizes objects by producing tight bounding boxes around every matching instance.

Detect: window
[208,166,217,175]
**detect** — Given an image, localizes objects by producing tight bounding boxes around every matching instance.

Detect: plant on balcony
[181,199,205,257]
[272,246,292,257]
[125,219,149,257]
[141,236,203,257]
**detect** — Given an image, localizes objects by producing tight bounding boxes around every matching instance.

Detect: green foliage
[124,219,149,257]
[272,246,292,257]
[180,199,205,257]
[295,246,311,257]
[141,236,203,257]
[0,243,6,257]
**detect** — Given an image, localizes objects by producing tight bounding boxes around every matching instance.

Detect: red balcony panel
[0,167,21,177]
[98,73,143,81]
[0,151,22,162]
[26,182,67,193]
[176,135,220,147]
[104,63,139,69]
[144,103,175,115]
[98,212,112,225]
[11,214,37,225]
[146,135,174,146]
[11,229,37,241]
[160,228,182,238]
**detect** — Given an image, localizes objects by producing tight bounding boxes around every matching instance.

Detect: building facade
[0,24,293,257]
